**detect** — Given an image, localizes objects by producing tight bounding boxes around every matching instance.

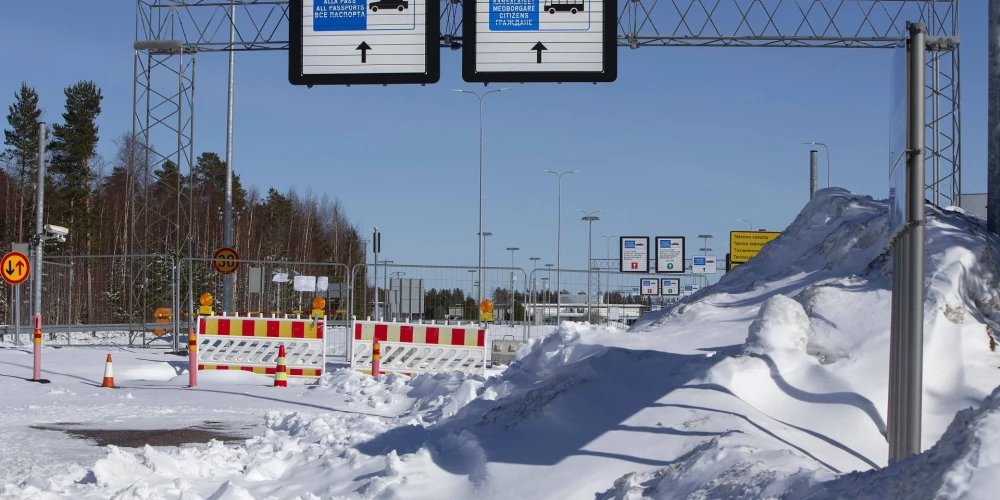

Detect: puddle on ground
[31,421,251,448]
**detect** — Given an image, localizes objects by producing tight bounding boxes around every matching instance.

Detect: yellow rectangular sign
[730,231,781,264]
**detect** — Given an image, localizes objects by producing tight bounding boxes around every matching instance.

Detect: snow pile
[744,294,812,354]
[814,383,1000,499]
[4,188,1000,498]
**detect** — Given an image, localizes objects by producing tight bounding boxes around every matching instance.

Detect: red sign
[212,247,239,275]
[1,251,30,285]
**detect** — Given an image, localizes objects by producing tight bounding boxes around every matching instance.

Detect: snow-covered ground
[2,188,1000,499]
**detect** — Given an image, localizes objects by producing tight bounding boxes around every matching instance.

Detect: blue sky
[0,2,988,281]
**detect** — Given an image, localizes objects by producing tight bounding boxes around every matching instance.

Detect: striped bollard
[372,339,381,378]
[188,327,197,387]
[273,344,288,387]
[31,313,42,382]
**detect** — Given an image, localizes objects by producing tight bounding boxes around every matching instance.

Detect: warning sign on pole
[1,251,30,285]
[213,247,239,275]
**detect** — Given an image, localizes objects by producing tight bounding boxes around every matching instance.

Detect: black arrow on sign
[356,41,371,63]
[5,261,13,276]
[531,42,547,64]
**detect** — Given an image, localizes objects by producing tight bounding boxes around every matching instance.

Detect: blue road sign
[312,0,416,32]
[694,257,706,266]
[488,0,591,32]
[631,286,640,292]
[660,240,671,248]
[314,0,368,31]
[624,240,635,248]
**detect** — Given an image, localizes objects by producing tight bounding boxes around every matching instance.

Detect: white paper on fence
[272,272,289,283]
[293,275,316,292]
[316,276,329,291]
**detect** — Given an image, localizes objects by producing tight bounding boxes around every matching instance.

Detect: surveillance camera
[44,224,69,236]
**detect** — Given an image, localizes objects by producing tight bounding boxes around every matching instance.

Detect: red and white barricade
[351,321,486,376]
[197,315,326,379]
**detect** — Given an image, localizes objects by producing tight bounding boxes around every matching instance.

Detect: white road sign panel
[289,0,439,85]
[660,278,679,296]
[463,0,617,82]
[692,255,717,274]
[640,278,659,295]
[655,236,685,274]
[620,237,649,273]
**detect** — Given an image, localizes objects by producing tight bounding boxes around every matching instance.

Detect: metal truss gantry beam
[133,0,961,260]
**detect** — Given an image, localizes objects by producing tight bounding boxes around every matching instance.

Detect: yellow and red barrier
[193,314,326,385]
[351,321,487,376]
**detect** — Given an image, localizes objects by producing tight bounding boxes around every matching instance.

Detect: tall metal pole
[222,0,236,314]
[31,122,45,382]
[478,95,484,308]
[506,247,518,323]
[452,88,509,311]
[557,178,562,323]
[373,227,379,320]
[904,22,926,460]
[544,170,578,324]
[989,0,1000,235]
[580,212,600,321]
[587,219,593,320]
[803,142,830,188]
[810,150,819,199]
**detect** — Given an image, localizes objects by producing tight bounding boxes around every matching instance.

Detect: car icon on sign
[370,0,408,12]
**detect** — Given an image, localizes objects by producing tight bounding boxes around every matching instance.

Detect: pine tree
[3,83,42,242]
[49,80,102,322]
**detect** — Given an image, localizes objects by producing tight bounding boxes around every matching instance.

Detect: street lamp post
[506,247,519,323]
[803,142,830,188]
[579,211,601,322]
[598,235,614,310]
[543,169,579,324]
[529,257,540,324]
[737,219,753,231]
[453,88,511,309]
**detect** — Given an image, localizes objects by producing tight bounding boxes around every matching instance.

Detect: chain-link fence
[177,258,352,358]
[1,254,178,346]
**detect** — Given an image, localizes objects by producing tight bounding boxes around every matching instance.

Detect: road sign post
[1,251,31,286]
[2,251,30,348]
[655,236,685,273]
[660,278,679,296]
[462,0,617,82]
[729,231,781,267]
[288,0,440,85]
[212,247,240,275]
[620,237,649,273]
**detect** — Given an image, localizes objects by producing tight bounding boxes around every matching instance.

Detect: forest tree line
[1,81,366,325]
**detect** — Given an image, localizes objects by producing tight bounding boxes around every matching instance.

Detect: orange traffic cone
[273,345,287,387]
[101,354,116,388]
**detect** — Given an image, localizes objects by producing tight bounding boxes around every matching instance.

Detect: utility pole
[810,150,819,199]
[30,122,46,383]
[222,0,236,313]
[989,0,1000,235]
